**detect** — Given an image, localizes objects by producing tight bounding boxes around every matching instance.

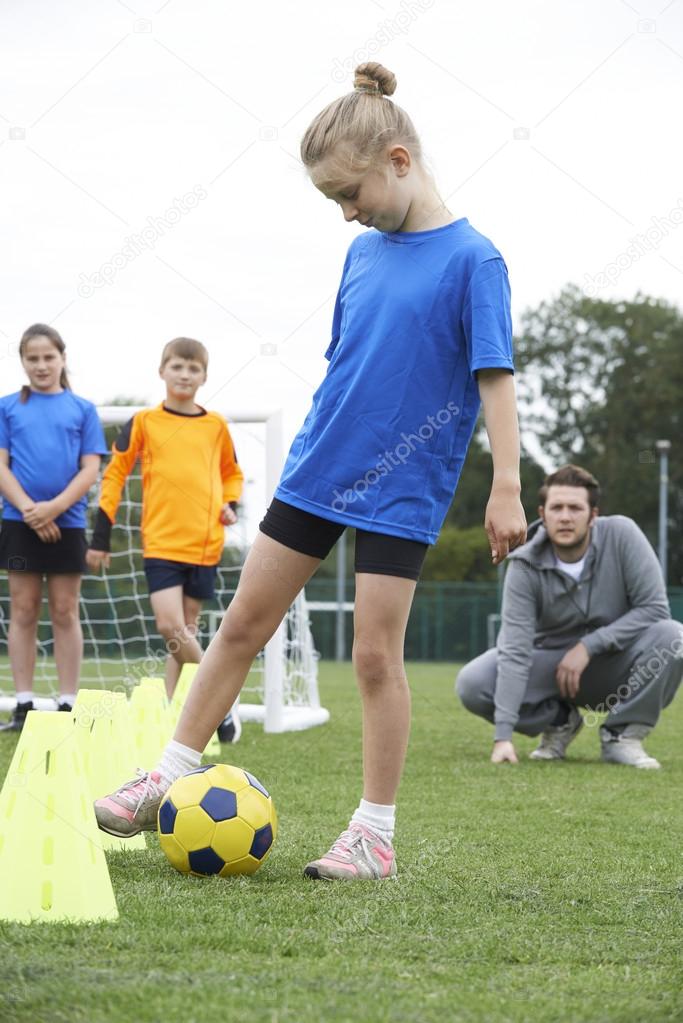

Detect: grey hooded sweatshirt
[494,514,670,741]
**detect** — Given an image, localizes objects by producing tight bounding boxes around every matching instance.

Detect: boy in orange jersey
[87,338,244,738]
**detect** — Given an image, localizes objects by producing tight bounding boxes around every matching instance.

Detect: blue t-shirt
[0,390,108,528]
[275,218,514,544]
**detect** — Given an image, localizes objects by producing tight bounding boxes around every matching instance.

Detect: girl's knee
[352,638,403,685]
[49,600,79,628]
[11,598,42,628]
[218,607,275,656]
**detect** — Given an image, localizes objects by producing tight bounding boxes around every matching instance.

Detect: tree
[514,286,683,584]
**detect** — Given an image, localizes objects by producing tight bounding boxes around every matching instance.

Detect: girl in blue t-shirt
[95,62,527,879]
[0,324,107,731]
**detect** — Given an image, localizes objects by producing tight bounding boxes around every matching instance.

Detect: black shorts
[0,520,87,575]
[143,558,218,600]
[258,498,428,581]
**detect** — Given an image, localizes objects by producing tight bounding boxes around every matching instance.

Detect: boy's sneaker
[529,706,584,760]
[217,707,241,744]
[600,724,661,769]
[0,700,33,733]
[94,770,167,837]
[303,823,397,881]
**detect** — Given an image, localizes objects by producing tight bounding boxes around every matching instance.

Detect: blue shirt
[0,390,108,528]
[275,218,514,544]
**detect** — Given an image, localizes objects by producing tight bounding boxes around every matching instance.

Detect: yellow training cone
[129,683,172,770]
[169,663,220,757]
[140,676,167,699]
[0,711,118,923]
[72,691,146,852]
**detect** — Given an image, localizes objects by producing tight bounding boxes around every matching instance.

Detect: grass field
[1,661,682,1023]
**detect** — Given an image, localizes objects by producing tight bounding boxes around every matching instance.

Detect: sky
[1,0,681,537]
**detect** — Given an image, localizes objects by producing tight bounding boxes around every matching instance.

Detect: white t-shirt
[554,553,586,582]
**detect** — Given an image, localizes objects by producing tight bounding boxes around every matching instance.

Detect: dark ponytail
[18,323,71,403]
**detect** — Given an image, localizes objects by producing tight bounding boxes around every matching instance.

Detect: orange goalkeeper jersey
[92,404,244,565]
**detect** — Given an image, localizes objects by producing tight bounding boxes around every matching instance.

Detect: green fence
[305,580,683,663]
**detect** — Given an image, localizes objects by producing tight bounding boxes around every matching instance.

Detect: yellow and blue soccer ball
[157,763,277,877]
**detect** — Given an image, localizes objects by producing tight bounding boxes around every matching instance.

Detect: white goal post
[0,405,329,733]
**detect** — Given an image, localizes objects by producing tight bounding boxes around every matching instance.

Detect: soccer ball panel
[188,846,225,876]
[205,763,250,793]
[244,770,269,798]
[220,854,261,877]
[159,832,190,873]
[236,786,272,832]
[167,771,213,807]
[200,786,238,822]
[173,805,215,852]
[250,823,275,861]
[157,797,177,835]
[212,816,254,863]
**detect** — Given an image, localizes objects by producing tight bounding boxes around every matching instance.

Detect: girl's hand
[485,487,527,565]
[86,549,111,573]
[220,503,238,526]
[23,500,61,530]
[36,522,62,544]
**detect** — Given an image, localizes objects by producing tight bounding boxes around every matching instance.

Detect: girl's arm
[22,454,102,530]
[476,369,527,565]
[0,448,33,513]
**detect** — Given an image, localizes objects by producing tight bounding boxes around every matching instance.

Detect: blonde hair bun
[353,62,397,97]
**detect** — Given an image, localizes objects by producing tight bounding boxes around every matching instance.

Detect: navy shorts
[143,558,218,600]
[259,498,428,581]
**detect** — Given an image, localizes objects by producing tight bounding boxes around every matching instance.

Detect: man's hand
[491,740,519,764]
[23,500,62,531]
[86,549,111,572]
[35,522,61,544]
[220,503,238,526]
[485,486,527,565]
[556,641,590,699]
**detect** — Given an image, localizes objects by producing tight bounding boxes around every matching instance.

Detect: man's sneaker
[0,700,33,733]
[529,706,584,761]
[94,770,167,837]
[600,724,661,769]
[217,707,241,744]
[303,823,397,881]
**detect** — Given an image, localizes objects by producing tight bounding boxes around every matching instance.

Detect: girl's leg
[352,573,417,805]
[7,571,43,691]
[149,587,204,699]
[46,574,83,699]
[174,532,321,753]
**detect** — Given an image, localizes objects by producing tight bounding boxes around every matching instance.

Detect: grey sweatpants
[456,619,683,736]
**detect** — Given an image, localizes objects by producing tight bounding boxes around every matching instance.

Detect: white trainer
[529,706,584,761]
[600,724,661,769]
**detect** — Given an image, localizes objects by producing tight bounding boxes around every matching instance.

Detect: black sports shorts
[258,498,427,581]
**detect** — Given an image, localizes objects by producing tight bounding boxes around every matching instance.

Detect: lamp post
[655,439,671,583]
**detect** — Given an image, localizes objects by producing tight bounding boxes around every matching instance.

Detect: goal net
[0,406,328,732]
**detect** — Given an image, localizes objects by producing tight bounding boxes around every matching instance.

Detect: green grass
[1,661,682,1023]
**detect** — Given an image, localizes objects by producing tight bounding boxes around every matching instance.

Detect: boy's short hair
[538,464,601,509]
[160,337,208,371]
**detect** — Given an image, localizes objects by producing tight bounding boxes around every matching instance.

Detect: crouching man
[456,464,683,769]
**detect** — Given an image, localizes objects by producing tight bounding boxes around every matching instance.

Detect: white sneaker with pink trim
[94,769,167,837]
[303,823,397,881]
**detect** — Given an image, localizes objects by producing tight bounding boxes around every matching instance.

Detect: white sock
[15,691,34,705]
[351,798,395,841]
[58,693,76,707]
[156,739,202,790]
